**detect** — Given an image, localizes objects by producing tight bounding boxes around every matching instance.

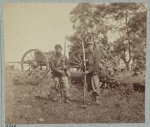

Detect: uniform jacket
[51,53,69,77]
[86,51,99,74]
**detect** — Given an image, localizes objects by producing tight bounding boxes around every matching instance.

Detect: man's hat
[55,44,62,49]
[87,42,94,47]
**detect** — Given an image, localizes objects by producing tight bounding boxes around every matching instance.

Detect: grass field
[5,69,145,124]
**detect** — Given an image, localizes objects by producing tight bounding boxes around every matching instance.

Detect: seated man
[50,44,70,103]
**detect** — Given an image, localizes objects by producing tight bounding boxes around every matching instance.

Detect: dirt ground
[5,69,145,124]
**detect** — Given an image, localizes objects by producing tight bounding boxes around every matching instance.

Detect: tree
[68,3,109,50]
[106,3,145,70]
[68,3,146,70]
[128,11,146,69]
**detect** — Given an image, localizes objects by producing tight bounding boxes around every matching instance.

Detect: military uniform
[51,53,70,101]
[86,51,100,96]
[84,42,101,105]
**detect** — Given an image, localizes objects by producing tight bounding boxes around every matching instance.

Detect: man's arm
[100,47,110,59]
[64,56,70,69]
[51,56,61,73]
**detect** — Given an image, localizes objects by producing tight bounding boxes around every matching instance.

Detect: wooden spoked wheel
[69,48,90,78]
[69,49,84,72]
[21,49,50,80]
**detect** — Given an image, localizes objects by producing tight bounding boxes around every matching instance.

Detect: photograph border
[0,0,150,127]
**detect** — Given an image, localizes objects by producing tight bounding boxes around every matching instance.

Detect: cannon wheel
[69,48,90,77]
[21,49,50,81]
[69,49,84,72]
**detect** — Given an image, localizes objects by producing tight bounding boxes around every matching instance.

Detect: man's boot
[93,96,100,105]
[64,97,69,103]
[57,93,62,103]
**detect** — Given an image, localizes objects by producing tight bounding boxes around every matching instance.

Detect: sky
[4,3,77,62]
[3,3,124,63]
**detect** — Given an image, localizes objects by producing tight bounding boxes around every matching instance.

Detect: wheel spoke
[29,52,34,60]
[73,56,80,63]
[28,69,33,76]
[23,61,31,64]
[23,64,30,67]
[25,66,32,73]
[78,52,82,62]
[70,61,80,65]
[25,55,32,61]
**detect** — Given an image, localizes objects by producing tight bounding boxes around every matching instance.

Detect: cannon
[6,47,145,93]
[4,45,117,84]
[21,49,52,79]
[20,48,120,88]
[19,48,86,80]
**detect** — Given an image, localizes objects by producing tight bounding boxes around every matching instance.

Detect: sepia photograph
[3,2,147,124]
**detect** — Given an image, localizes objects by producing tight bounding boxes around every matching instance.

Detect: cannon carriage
[21,49,51,79]
[20,47,119,85]
[20,48,85,79]
[11,45,144,94]
[20,48,89,79]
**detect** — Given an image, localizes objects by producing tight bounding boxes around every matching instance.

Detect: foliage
[68,3,146,70]
[68,3,110,50]
[6,69,145,123]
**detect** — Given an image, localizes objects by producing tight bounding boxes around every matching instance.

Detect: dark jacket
[51,53,69,77]
[86,51,99,74]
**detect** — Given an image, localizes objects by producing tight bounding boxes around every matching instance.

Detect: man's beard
[89,49,94,53]
[56,52,61,55]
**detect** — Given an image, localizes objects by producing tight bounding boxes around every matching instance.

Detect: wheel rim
[69,49,83,72]
[21,49,50,79]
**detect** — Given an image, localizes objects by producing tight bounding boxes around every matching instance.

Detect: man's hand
[62,65,67,69]
[82,71,89,75]
[66,71,71,77]
[58,70,64,74]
